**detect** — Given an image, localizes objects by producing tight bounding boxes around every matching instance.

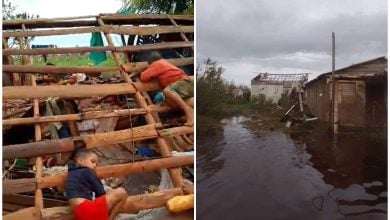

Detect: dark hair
[74,149,96,164]
[147,51,162,64]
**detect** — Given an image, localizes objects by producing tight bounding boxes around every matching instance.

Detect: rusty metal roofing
[251,73,309,84]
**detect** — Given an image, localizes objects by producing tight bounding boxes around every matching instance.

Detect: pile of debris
[3,13,194,219]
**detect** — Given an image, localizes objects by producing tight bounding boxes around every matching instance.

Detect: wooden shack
[305,56,387,128]
[2,14,194,219]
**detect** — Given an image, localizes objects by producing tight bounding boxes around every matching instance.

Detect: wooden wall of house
[337,80,365,127]
[365,80,387,127]
[305,78,330,122]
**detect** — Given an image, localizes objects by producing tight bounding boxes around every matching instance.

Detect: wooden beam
[3,194,68,208]
[3,207,40,220]
[3,82,162,100]
[39,156,193,189]
[123,57,194,74]
[3,178,36,195]
[3,125,193,160]
[3,105,170,126]
[3,65,118,75]
[3,26,194,38]
[4,188,183,220]
[3,41,193,56]
[3,124,158,160]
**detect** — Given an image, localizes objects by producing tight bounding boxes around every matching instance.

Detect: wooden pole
[168,15,194,54]
[3,82,163,100]
[31,74,44,217]
[97,17,185,188]
[123,57,193,74]
[3,26,193,38]
[40,156,193,189]
[3,125,193,160]
[3,41,193,56]
[3,188,183,220]
[3,105,170,126]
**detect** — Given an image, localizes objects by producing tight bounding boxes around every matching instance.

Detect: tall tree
[119,0,194,14]
[2,0,39,48]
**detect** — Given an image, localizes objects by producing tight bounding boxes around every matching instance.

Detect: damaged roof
[251,73,309,84]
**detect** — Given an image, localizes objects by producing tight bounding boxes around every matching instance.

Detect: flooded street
[197,116,387,220]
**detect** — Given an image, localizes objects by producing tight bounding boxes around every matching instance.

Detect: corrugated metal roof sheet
[251,73,309,84]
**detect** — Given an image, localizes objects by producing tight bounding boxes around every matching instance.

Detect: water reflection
[197,122,225,183]
[197,116,387,220]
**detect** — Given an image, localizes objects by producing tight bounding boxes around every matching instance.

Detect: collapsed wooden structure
[2,14,194,219]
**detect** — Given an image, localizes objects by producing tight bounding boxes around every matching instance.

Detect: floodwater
[197,116,387,220]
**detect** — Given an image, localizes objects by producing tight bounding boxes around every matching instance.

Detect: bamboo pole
[3,57,193,74]
[3,26,193,38]
[3,188,183,220]
[3,82,163,100]
[32,75,44,215]
[40,156,193,189]
[3,105,170,126]
[3,41,193,56]
[123,57,193,74]
[3,65,118,74]
[168,15,194,54]
[98,17,185,188]
[3,125,193,160]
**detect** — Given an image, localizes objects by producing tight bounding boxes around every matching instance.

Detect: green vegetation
[119,0,194,14]
[25,54,122,67]
[197,58,276,126]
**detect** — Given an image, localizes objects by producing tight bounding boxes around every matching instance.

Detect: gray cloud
[197,0,387,86]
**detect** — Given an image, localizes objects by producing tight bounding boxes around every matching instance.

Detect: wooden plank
[3,105,170,126]
[3,124,158,160]
[122,57,193,74]
[40,156,194,189]
[3,14,192,27]
[39,188,183,220]
[3,156,192,194]
[3,26,194,38]
[3,194,68,208]
[3,82,162,100]
[2,207,40,220]
[3,178,36,195]
[3,65,118,75]
[3,41,193,56]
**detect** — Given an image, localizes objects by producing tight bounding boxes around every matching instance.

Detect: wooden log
[124,57,194,75]
[3,25,194,38]
[3,178,36,195]
[3,194,68,208]
[3,14,192,28]
[3,125,193,160]
[38,188,183,220]
[3,82,162,100]
[3,105,170,126]
[3,41,193,56]
[2,207,40,220]
[98,17,186,188]
[3,65,118,74]
[40,156,193,189]
[158,126,194,137]
[3,124,158,160]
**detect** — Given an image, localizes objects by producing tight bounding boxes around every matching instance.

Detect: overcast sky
[197,0,387,86]
[10,0,122,47]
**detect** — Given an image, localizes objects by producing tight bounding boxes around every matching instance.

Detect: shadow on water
[197,116,387,220]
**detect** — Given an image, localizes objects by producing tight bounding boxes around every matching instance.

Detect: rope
[125,94,136,163]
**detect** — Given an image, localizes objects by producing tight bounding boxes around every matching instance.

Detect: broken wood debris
[3,13,194,218]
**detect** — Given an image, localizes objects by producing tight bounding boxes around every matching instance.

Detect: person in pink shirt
[140,51,193,126]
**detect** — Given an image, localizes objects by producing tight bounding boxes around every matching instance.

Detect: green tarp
[89,32,107,64]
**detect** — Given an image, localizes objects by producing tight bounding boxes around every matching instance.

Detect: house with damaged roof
[305,56,387,128]
[251,73,309,103]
